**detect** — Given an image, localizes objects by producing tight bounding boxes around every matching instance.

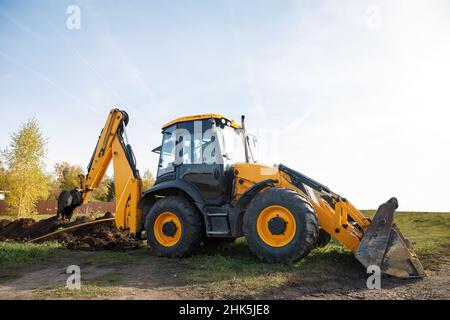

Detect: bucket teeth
[355,197,425,278]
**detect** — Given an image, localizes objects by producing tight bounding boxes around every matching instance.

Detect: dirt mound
[0,213,138,251]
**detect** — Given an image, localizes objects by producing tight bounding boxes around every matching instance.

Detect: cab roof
[162,114,241,129]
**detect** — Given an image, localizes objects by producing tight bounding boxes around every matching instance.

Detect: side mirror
[152,145,162,154]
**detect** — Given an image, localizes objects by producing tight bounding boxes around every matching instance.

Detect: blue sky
[1,0,449,211]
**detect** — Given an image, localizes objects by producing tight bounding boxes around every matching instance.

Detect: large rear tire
[243,188,318,263]
[146,196,202,258]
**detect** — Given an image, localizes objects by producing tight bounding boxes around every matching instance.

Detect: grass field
[0,214,54,221]
[0,211,449,299]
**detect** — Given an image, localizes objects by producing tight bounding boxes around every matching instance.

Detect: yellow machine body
[233,163,369,251]
[57,109,424,278]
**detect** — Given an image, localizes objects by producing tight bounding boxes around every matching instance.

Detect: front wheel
[146,196,202,257]
[243,188,319,263]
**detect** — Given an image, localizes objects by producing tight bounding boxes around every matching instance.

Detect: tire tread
[243,187,319,263]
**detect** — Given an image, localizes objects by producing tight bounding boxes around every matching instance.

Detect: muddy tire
[146,196,202,258]
[243,188,318,263]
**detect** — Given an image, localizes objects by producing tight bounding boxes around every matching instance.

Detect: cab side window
[158,125,176,177]
[179,119,215,165]
[177,121,194,164]
[158,120,217,177]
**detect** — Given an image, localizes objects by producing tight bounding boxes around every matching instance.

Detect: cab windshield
[216,125,247,165]
[155,117,255,177]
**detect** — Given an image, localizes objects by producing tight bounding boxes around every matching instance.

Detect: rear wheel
[146,196,202,257]
[243,188,318,263]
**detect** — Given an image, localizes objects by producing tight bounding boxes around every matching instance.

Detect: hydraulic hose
[27,218,115,243]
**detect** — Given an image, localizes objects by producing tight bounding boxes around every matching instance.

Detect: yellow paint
[79,109,142,236]
[233,162,371,252]
[257,205,296,247]
[162,114,241,129]
[111,137,143,236]
[75,110,372,253]
[153,212,182,247]
[233,163,282,197]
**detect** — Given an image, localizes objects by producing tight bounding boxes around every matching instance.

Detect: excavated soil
[0,213,138,251]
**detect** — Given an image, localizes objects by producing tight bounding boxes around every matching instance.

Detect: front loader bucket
[355,197,425,278]
[57,189,83,220]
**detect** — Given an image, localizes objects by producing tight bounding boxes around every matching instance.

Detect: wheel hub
[256,205,297,247]
[162,221,177,237]
[153,212,182,247]
[268,217,287,235]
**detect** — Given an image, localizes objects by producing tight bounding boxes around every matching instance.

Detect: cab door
[175,119,227,206]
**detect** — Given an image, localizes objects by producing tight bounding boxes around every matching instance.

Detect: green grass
[33,271,124,299]
[180,212,450,296]
[0,241,66,268]
[1,211,448,299]
[35,271,125,299]
[361,211,450,268]
[0,214,54,221]
[394,212,450,269]
[187,238,290,283]
[32,270,124,299]
[93,272,124,286]
[81,246,150,265]
[0,213,108,221]
[36,284,114,299]
[181,238,354,297]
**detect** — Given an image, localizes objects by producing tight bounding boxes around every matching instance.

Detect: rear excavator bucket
[355,197,425,278]
[57,189,83,221]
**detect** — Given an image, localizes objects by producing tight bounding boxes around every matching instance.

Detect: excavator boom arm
[57,109,143,236]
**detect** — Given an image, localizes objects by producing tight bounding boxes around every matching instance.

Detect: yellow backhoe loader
[57,109,424,278]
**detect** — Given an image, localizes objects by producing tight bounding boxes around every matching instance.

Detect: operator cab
[153,114,254,206]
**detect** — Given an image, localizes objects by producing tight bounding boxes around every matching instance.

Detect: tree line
[0,118,155,218]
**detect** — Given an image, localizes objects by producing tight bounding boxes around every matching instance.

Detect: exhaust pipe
[241,115,250,163]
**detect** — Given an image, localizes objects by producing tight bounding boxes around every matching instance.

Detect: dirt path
[0,250,191,300]
[259,259,450,300]
[0,253,448,300]
[0,265,115,299]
